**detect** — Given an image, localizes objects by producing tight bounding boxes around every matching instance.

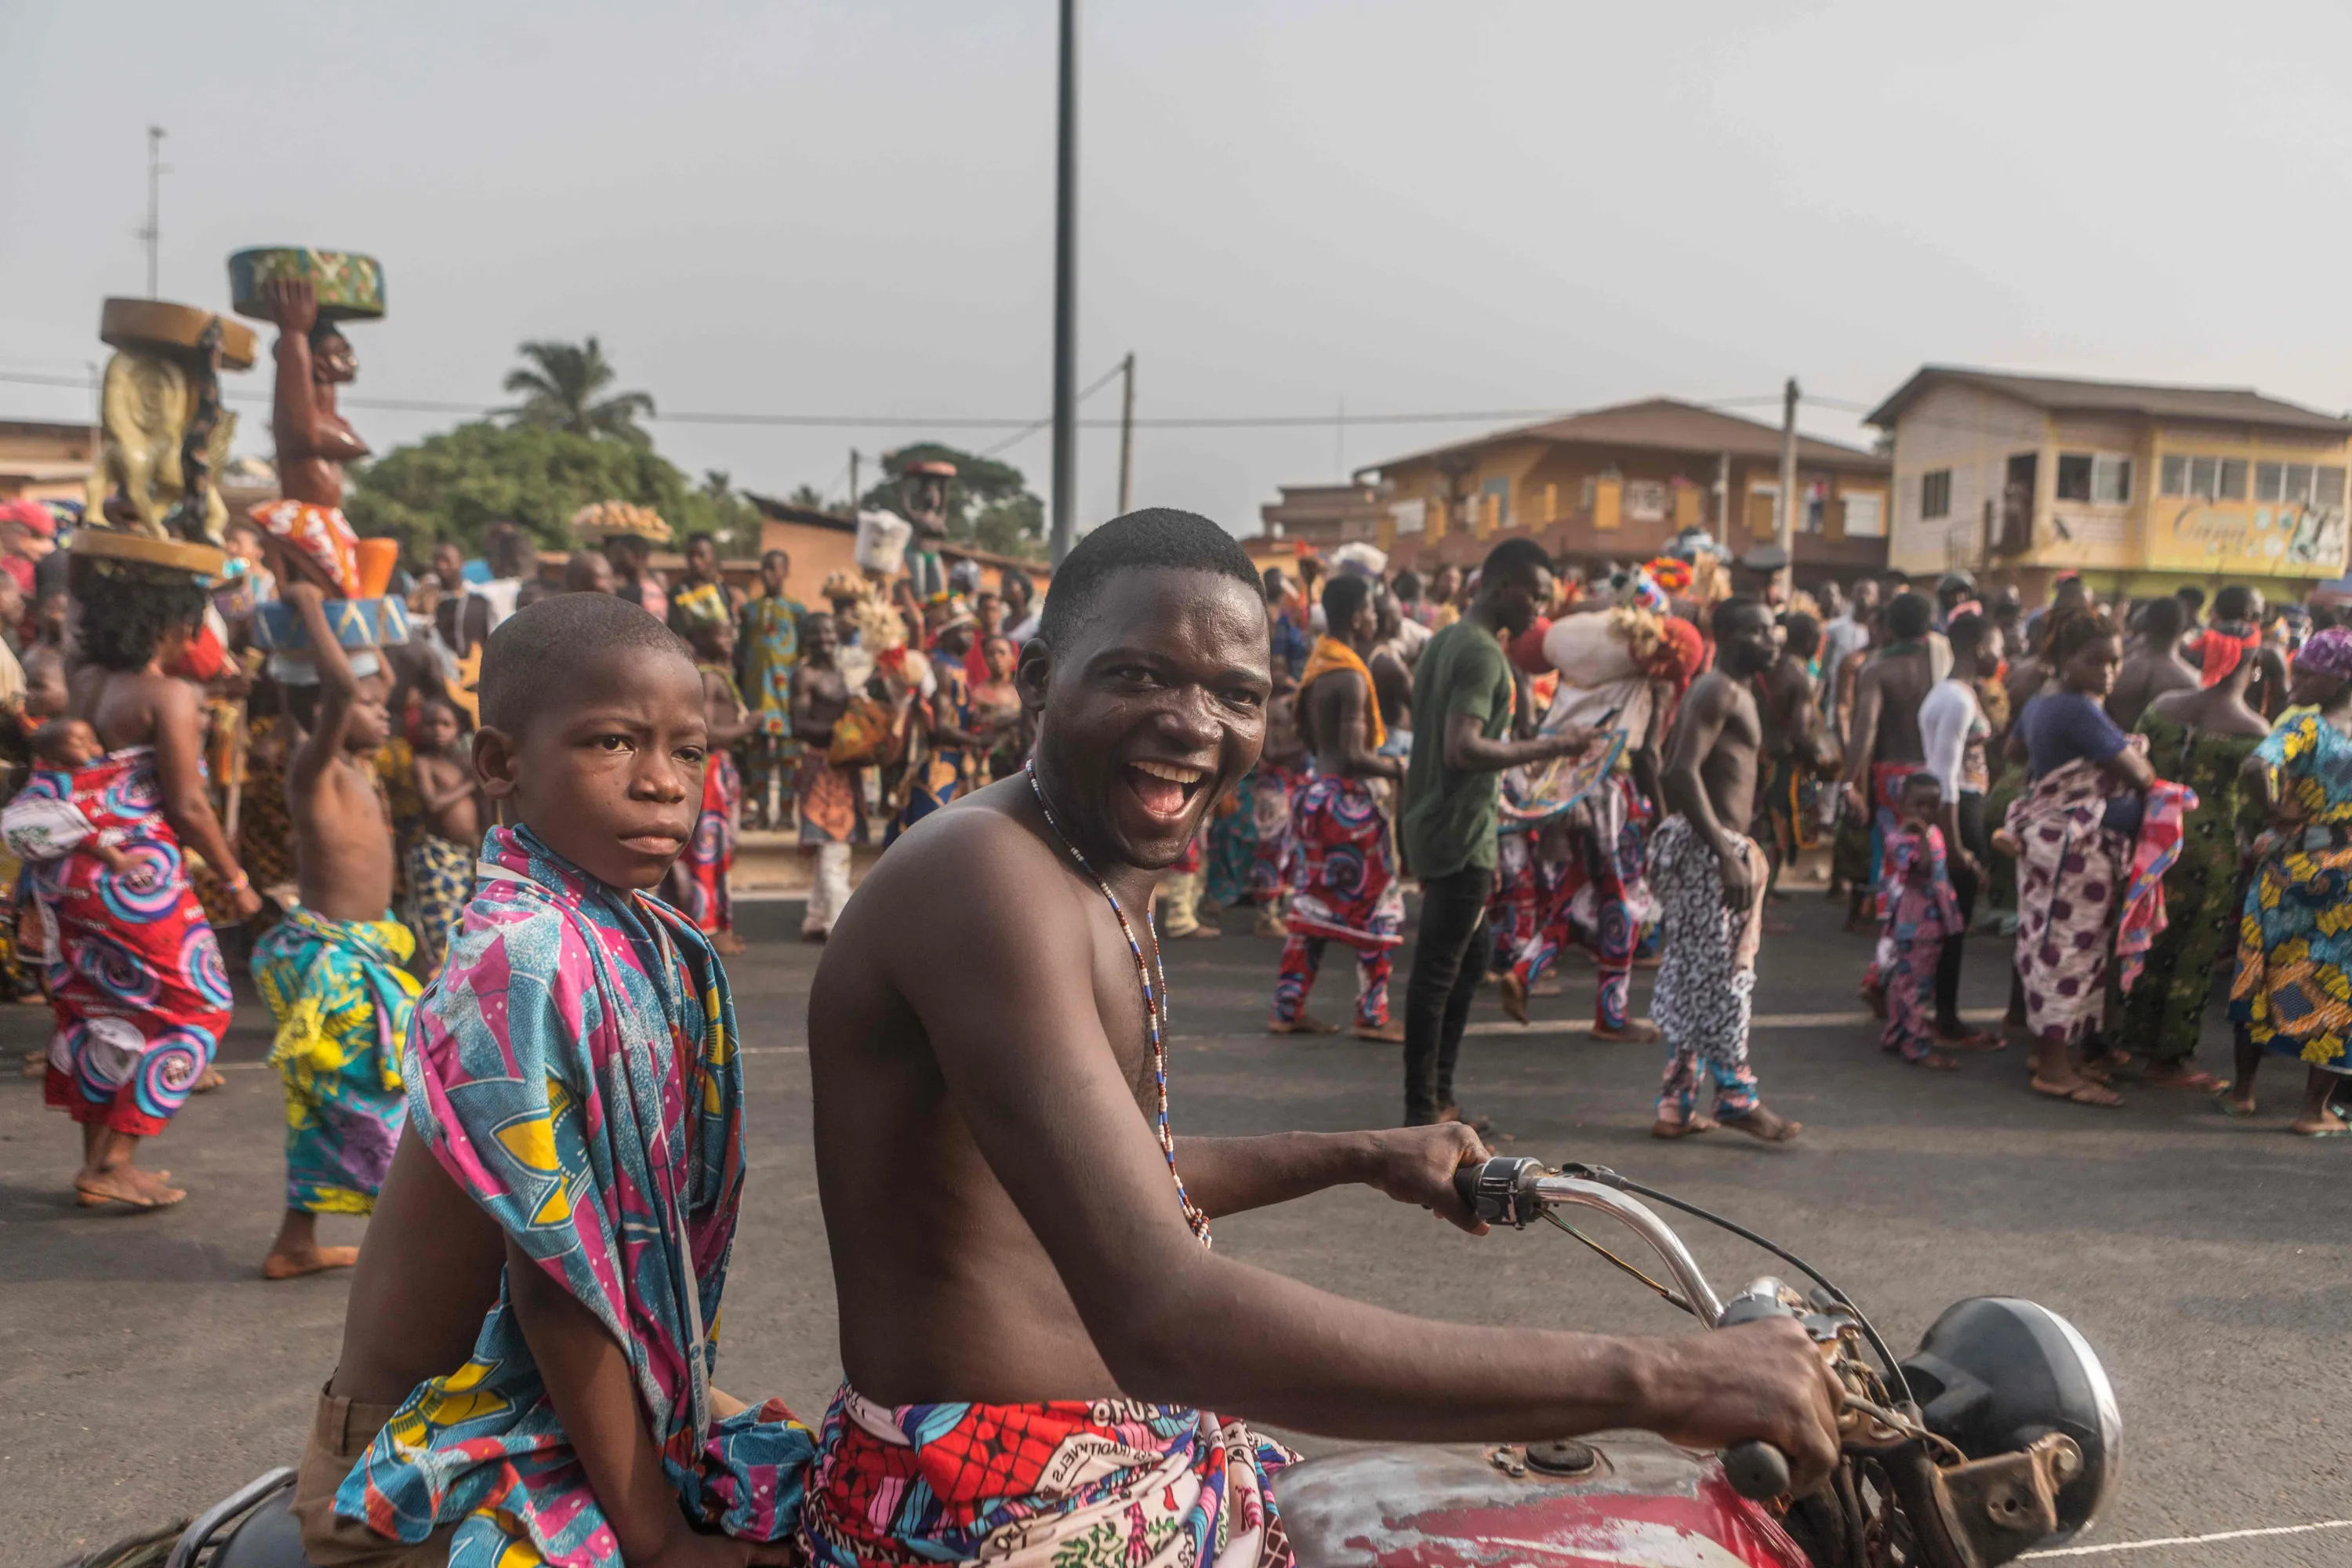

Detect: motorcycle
[139,1157,2117,1568]
[1281,1157,2119,1568]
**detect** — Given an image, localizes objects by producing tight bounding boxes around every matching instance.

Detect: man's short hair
[1946,611,1989,655]
[2138,593,2186,641]
[1036,508,1262,649]
[1393,569,1423,601]
[1778,611,1821,657]
[684,531,717,555]
[1322,572,1370,630]
[1886,590,1933,641]
[1479,536,1552,588]
[2212,584,2259,622]
[2175,584,2206,615]
[762,549,789,568]
[480,592,692,736]
[1711,595,1769,640]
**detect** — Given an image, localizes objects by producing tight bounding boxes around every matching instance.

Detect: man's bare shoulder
[826,779,1088,963]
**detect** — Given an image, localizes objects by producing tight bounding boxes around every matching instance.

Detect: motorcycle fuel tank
[1282,1436,1808,1568]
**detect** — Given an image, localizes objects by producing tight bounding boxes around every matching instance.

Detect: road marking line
[2023,1519,2352,1557]
[1458,1007,2005,1039]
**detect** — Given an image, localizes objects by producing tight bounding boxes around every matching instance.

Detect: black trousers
[1935,790,1988,1024]
[1403,865,1494,1124]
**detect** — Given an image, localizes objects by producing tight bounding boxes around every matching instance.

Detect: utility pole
[1777,376,1800,597]
[847,448,860,517]
[1115,351,1136,515]
[140,125,166,298]
[1047,0,1080,564]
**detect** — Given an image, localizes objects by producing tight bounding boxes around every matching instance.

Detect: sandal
[2032,1076,2122,1108]
[1650,1115,1720,1140]
[2141,1065,2226,1093]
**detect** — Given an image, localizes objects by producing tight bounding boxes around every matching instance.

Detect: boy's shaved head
[481,593,693,737]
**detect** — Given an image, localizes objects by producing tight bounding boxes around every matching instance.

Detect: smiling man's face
[1018,567,1271,870]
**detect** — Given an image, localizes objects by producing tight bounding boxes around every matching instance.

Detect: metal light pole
[1776,376,1800,598]
[1116,351,1135,515]
[1048,0,1080,564]
[141,125,166,297]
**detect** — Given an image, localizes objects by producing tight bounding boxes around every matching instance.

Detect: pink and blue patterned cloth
[337,823,812,1566]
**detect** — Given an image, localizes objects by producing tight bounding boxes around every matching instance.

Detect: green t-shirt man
[1401,617,1517,880]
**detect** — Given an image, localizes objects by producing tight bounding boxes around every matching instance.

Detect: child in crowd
[674,615,757,954]
[1878,771,1965,1070]
[252,583,421,1281]
[401,696,479,980]
[292,593,805,1568]
[4,720,140,874]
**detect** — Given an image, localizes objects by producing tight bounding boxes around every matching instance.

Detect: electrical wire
[1566,1165,1916,1408]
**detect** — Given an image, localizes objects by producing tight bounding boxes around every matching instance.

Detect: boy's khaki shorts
[292,1382,456,1568]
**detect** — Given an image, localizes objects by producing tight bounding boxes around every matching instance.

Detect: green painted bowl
[228,248,386,323]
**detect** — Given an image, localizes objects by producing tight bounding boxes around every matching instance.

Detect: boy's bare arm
[886,814,1841,1478]
[506,1240,789,1568]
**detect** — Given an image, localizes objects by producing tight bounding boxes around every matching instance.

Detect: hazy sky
[7,1,2352,538]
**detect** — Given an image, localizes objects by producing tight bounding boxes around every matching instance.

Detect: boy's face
[476,644,710,889]
[419,703,461,752]
[345,673,393,752]
[1902,779,1942,826]
[760,555,788,595]
[688,538,717,577]
[983,636,1017,681]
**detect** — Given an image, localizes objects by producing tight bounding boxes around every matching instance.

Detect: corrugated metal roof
[1367,397,1884,475]
[1867,366,2352,433]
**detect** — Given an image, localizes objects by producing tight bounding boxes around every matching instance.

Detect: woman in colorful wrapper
[2226,626,2352,1135]
[7,554,260,1207]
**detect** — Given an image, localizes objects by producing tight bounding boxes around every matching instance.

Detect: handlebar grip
[1455,1156,1544,1228]
[1721,1440,1791,1501]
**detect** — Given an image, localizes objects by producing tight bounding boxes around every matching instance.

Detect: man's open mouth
[1123,759,1208,823]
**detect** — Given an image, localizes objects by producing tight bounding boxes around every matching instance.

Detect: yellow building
[1867,367,2352,603]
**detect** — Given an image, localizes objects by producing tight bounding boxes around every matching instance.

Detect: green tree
[859,442,1047,562]
[500,337,656,446]
[782,482,834,513]
[348,421,759,557]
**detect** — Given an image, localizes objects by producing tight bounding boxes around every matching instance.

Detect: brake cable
[1559,1163,1918,1409]
[1540,1209,1693,1315]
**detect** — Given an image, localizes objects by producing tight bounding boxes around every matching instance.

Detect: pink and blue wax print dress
[337,824,812,1567]
[3,746,231,1137]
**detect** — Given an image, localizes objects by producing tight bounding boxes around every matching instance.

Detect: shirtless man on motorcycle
[804,510,1841,1555]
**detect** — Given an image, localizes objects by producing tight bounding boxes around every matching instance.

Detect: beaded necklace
[1024,760,1211,1246]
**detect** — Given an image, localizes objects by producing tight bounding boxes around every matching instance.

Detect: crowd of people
[9,479,2351,1565]
[1159,535,2352,1143]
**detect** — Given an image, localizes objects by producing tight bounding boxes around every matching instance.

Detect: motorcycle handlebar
[1453,1156,1795,1503]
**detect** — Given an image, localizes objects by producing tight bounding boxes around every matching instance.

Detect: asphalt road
[3,884,2347,1566]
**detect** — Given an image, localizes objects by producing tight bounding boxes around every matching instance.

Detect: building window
[1921,469,1952,520]
[1624,479,1670,522]
[2255,462,2350,509]
[1842,492,1885,538]
[2056,452,2132,505]
[2162,455,2249,500]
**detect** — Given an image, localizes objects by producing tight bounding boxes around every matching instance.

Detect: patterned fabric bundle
[338,824,814,1567]
[249,498,362,598]
[4,748,231,1137]
[800,1388,1295,1568]
[2114,781,2194,994]
[252,907,419,1213]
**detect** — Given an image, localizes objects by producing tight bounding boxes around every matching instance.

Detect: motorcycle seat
[206,1488,318,1568]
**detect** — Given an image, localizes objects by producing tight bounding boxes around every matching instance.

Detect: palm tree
[501,338,656,445]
